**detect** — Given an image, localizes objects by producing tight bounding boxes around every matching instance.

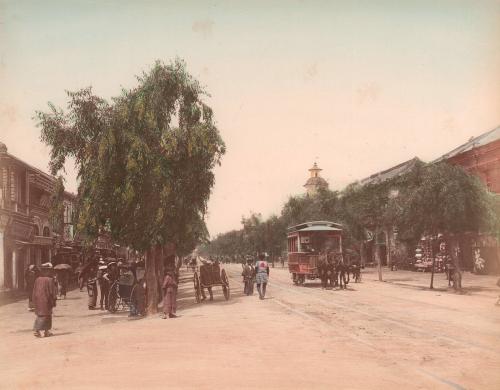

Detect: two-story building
[0,141,76,291]
[434,126,500,274]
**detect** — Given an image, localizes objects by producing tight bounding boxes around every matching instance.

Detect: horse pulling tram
[193,260,231,302]
[287,221,344,285]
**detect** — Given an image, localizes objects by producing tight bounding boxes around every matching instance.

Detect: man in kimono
[87,261,99,310]
[32,263,57,338]
[255,253,270,300]
[162,269,178,318]
[25,264,39,311]
[97,265,110,310]
[241,258,255,296]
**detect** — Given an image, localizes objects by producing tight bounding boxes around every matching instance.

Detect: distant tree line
[201,160,499,283]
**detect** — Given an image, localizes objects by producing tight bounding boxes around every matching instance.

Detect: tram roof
[287,221,343,232]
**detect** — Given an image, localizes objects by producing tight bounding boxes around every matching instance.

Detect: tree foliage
[49,176,66,235]
[203,160,498,275]
[37,59,225,255]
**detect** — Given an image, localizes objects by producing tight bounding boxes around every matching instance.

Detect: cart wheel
[193,272,201,303]
[108,282,119,313]
[221,269,230,300]
[292,273,298,285]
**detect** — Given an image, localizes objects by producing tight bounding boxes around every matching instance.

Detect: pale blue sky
[1,0,499,235]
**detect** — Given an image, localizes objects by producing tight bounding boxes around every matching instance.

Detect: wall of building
[446,139,500,194]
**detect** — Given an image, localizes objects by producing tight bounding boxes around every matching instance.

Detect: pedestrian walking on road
[75,260,85,291]
[32,263,57,338]
[242,258,255,296]
[162,269,178,319]
[97,265,110,310]
[25,264,39,311]
[86,261,99,310]
[255,253,269,300]
[56,269,69,299]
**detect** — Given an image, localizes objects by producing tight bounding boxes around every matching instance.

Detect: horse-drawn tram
[287,221,343,285]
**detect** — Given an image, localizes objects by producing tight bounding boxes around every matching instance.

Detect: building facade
[435,126,500,274]
[0,142,77,291]
[434,126,500,194]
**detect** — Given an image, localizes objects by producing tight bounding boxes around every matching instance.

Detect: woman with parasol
[54,263,72,299]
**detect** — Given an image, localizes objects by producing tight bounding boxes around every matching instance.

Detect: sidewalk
[364,267,500,298]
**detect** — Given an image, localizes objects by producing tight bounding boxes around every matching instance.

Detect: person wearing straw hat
[32,263,57,338]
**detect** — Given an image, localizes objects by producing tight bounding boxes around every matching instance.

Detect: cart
[108,280,137,312]
[193,261,230,302]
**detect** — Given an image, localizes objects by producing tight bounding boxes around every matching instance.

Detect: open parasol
[54,263,72,270]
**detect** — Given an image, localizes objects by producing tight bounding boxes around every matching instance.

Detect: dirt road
[1,265,499,389]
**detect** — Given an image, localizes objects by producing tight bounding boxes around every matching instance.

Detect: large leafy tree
[398,162,498,288]
[338,182,396,281]
[37,59,225,313]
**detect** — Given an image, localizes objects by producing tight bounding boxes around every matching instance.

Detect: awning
[14,240,32,246]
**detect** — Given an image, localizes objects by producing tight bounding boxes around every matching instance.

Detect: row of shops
[0,142,88,291]
[360,127,500,274]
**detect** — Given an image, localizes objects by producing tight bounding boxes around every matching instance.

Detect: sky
[1,0,499,236]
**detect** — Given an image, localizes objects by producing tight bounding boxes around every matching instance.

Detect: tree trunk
[430,255,436,289]
[375,233,383,282]
[158,246,165,284]
[360,242,367,267]
[145,247,160,315]
[385,229,392,269]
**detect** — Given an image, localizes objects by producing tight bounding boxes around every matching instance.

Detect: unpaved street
[1,265,499,390]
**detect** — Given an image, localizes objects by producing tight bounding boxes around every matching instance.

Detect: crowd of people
[24,253,183,338]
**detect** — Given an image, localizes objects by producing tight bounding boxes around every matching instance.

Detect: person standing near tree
[25,264,39,311]
[162,269,178,319]
[87,261,99,310]
[32,263,57,338]
[97,265,110,310]
[255,253,270,300]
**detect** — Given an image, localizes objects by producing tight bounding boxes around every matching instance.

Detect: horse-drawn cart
[193,261,230,302]
[287,221,344,285]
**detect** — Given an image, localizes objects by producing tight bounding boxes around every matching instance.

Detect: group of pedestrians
[241,253,270,300]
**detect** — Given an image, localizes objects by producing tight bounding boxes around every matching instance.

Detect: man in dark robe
[241,259,255,296]
[131,277,146,317]
[25,264,39,311]
[162,269,178,318]
[32,263,57,338]
[56,269,69,299]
